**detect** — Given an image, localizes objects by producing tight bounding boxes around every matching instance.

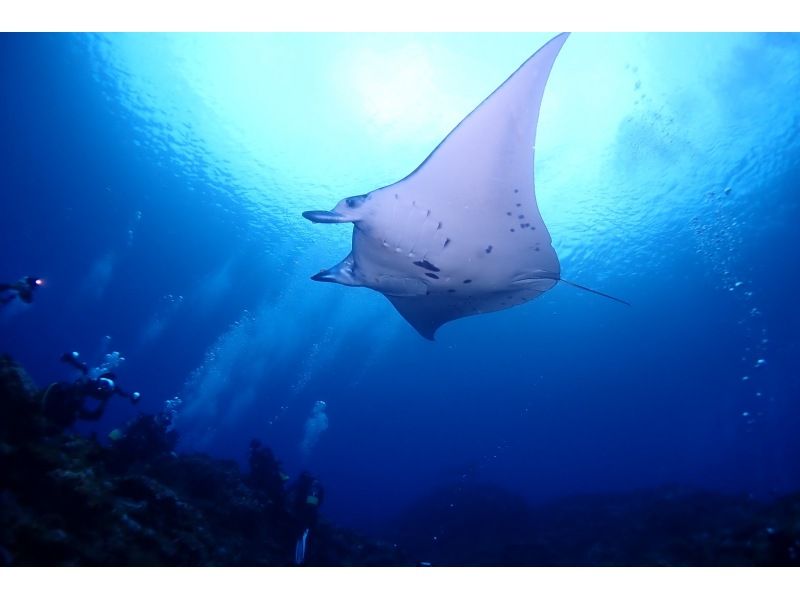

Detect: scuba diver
[41,351,141,429]
[0,276,43,306]
[287,471,325,565]
[247,439,288,510]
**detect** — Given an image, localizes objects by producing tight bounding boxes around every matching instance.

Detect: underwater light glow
[83,33,800,282]
[342,43,458,139]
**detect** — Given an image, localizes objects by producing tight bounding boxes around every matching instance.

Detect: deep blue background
[1,33,799,533]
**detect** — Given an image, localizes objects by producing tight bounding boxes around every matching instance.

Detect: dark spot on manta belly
[485,245,493,254]
[437,222,443,230]
[425,272,439,279]
[510,228,515,232]
[518,214,525,219]
[516,203,521,207]
[414,259,441,272]
[463,279,472,284]
[443,238,451,248]
[514,188,519,193]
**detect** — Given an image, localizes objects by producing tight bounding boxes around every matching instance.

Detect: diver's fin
[559,278,631,306]
[294,528,309,565]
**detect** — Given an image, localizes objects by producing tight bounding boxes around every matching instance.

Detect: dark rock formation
[384,482,800,566]
[3,354,798,566]
[0,355,409,566]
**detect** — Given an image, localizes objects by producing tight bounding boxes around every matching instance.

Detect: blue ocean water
[1,32,799,535]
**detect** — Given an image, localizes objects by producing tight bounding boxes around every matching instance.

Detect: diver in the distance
[0,276,43,306]
[60,350,141,404]
[287,471,325,565]
[42,351,141,429]
[247,439,288,510]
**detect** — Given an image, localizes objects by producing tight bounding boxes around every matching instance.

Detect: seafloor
[1,355,797,566]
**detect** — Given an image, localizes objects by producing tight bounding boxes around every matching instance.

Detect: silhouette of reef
[0,355,408,566]
[384,482,800,566]
[3,354,799,566]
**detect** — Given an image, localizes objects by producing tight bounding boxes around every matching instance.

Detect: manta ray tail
[558,278,631,306]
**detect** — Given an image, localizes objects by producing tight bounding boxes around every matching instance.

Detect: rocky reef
[0,355,408,566]
[2,354,798,566]
[384,482,800,566]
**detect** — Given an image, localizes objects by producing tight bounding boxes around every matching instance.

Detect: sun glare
[342,43,459,141]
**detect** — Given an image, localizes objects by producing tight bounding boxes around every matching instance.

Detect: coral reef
[2,354,798,566]
[385,483,800,566]
[0,355,407,566]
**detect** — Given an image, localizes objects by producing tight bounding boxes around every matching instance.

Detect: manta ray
[304,33,627,340]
